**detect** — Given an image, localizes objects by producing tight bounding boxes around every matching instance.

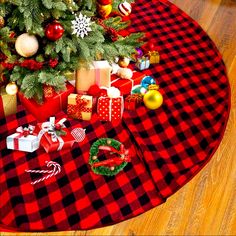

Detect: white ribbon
[107,96,123,121]
[38,117,67,151]
[109,97,113,121]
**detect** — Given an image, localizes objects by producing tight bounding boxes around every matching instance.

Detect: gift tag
[71,128,86,142]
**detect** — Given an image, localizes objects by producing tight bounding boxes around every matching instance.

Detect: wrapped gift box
[97,96,124,122]
[18,82,74,122]
[125,94,143,110]
[148,51,160,64]
[111,71,146,96]
[76,61,112,94]
[67,94,93,120]
[6,126,39,152]
[0,86,17,119]
[37,117,75,153]
[136,57,150,71]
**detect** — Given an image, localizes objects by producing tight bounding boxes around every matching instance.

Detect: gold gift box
[0,86,17,118]
[149,51,160,64]
[67,94,93,121]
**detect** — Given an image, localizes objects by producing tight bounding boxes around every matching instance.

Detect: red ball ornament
[97,0,112,5]
[45,21,64,41]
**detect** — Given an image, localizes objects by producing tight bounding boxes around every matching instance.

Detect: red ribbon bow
[68,95,92,119]
[16,125,35,137]
[13,125,36,150]
[93,144,131,168]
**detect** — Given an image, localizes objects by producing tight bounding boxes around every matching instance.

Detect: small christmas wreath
[89,138,130,176]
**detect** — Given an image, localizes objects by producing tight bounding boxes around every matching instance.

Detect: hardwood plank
[2,1,236,235]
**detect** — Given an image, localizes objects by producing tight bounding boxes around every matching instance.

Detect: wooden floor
[2,1,236,235]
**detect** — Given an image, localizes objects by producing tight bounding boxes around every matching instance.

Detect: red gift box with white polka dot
[97,96,124,122]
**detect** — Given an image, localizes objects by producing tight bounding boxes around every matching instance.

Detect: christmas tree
[0,0,143,102]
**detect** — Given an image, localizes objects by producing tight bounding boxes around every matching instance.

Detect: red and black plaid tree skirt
[0,0,231,232]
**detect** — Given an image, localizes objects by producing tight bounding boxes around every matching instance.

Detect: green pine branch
[1,0,144,101]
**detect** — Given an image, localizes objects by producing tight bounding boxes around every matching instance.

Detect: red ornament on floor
[45,21,64,41]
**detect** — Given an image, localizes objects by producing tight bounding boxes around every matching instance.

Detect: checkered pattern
[0,0,230,232]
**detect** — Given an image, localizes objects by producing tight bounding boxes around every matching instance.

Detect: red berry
[54,124,62,130]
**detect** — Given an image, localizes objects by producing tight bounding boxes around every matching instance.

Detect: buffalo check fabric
[0,0,230,232]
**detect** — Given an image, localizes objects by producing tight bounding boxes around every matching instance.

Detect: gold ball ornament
[97,3,112,19]
[143,90,163,110]
[0,16,5,28]
[5,82,18,95]
[15,33,39,57]
[118,57,130,68]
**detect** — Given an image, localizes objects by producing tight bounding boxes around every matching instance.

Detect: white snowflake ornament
[71,13,92,38]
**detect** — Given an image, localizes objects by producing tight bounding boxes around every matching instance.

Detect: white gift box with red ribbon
[6,125,39,152]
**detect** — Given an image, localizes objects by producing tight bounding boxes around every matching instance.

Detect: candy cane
[25,161,61,185]
[25,169,53,174]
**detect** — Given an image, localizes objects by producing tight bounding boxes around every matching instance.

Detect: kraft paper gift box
[7,126,40,153]
[67,94,93,121]
[76,61,112,94]
[0,86,17,119]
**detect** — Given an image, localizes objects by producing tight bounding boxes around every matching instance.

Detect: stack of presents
[1,51,160,153]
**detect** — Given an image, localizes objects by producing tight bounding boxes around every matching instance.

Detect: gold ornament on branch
[118,57,130,68]
[0,16,5,28]
[5,82,18,95]
[97,3,112,19]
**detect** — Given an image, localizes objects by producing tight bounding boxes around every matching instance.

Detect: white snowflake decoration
[71,13,92,39]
